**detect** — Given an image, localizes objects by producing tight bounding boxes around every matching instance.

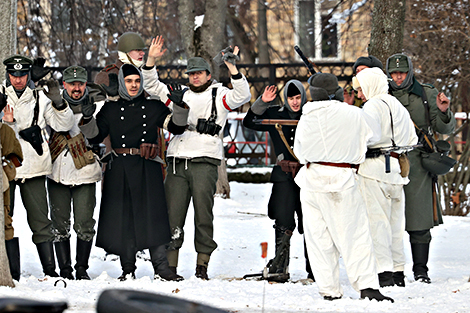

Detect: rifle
[366,144,422,173]
[294,45,318,75]
[253,119,298,126]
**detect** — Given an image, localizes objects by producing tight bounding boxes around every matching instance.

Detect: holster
[140,143,160,160]
[277,160,301,178]
[19,125,44,156]
[66,133,95,169]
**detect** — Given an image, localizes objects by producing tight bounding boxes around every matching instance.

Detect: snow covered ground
[1,179,470,312]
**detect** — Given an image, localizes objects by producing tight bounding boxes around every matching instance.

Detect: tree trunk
[178,0,230,197]
[368,0,406,66]
[0,0,16,288]
[257,0,270,65]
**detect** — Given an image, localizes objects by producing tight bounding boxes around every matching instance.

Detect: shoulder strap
[31,89,40,126]
[275,123,299,161]
[381,100,396,147]
[419,84,432,132]
[210,87,218,119]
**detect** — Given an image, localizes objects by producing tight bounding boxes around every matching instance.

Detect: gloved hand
[43,79,67,110]
[100,73,119,97]
[0,92,7,112]
[167,83,188,108]
[213,46,240,66]
[31,57,51,83]
[87,82,107,102]
[81,96,96,118]
[140,143,159,160]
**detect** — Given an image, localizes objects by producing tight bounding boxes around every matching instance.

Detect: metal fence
[48,62,355,166]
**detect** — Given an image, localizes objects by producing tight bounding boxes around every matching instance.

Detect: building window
[296,0,340,60]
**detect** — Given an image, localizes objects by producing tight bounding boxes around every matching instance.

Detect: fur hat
[308,73,344,102]
[353,55,383,74]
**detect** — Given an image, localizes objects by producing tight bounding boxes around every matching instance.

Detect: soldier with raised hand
[47,66,105,280]
[243,81,314,282]
[1,54,75,278]
[386,53,456,284]
[143,36,251,280]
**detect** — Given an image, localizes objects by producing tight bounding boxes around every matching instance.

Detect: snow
[1,178,470,312]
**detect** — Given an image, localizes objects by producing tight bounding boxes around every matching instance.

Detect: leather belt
[390,152,400,159]
[307,162,359,169]
[114,148,140,155]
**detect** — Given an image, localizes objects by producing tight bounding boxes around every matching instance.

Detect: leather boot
[75,239,93,280]
[54,240,74,279]
[304,238,315,281]
[360,288,394,302]
[118,244,136,281]
[411,243,431,283]
[195,253,210,280]
[150,245,184,281]
[378,271,394,287]
[267,227,292,283]
[393,271,405,287]
[36,241,59,277]
[5,237,21,281]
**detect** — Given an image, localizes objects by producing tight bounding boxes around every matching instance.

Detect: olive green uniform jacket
[390,78,456,231]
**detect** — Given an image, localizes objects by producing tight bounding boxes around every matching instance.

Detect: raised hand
[146,36,167,67]
[167,83,188,108]
[81,96,96,118]
[223,46,240,75]
[261,85,278,103]
[43,79,66,110]
[2,104,14,123]
[436,92,450,112]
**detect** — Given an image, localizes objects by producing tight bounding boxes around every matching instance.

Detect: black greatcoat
[88,94,185,255]
[243,107,302,232]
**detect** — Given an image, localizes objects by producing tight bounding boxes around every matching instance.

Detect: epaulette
[102,64,118,72]
[421,83,435,89]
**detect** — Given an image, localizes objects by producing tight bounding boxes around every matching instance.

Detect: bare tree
[368,0,406,65]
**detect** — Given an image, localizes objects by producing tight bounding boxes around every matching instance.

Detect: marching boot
[36,241,59,277]
[150,245,184,281]
[167,249,180,277]
[393,271,406,287]
[195,253,210,280]
[360,288,394,302]
[411,243,431,283]
[54,240,74,279]
[118,243,136,281]
[5,237,21,281]
[267,227,292,283]
[378,271,394,287]
[75,239,93,280]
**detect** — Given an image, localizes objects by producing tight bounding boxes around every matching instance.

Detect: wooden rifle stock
[254,119,298,126]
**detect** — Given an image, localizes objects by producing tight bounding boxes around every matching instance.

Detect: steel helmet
[117,32,146,53]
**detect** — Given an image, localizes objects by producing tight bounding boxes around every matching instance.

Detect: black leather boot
[378,271,394,287]
[360,288,394,302]
[36,241,59,277]
[118,244,136,281]
[5,237,21,281]
[411,243,431,283]
[267,226,292,283]
[304,239,315,281]
[75,239,93,280]
[393,271,405,287]
[150,245,184,281]
[54,240,74,279]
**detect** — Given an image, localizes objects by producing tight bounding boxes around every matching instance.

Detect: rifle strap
[210,87,218,119]
[275,123,299,162]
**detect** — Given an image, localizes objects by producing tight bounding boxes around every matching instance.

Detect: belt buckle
[129,148,138,155]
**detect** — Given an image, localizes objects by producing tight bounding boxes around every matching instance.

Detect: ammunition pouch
[276,160,301,178]
[66,133,95,169]
[49,132,68,162]
[398,153,410,177]
[19,125,44,156]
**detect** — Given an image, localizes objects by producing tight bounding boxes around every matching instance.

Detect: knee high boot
[118,244,137,281]
[36,241,59,277]
[54,240,74,279]
[150,245,183,281]
[411,243,431,283]
[304,238,315,281]
[267,227,292,282]
[75,239,93,280]
[5,237,21,281]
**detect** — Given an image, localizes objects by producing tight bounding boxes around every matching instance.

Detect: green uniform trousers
[9,176,55,244]
[165,158,219,255]
[47,178,97,242]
